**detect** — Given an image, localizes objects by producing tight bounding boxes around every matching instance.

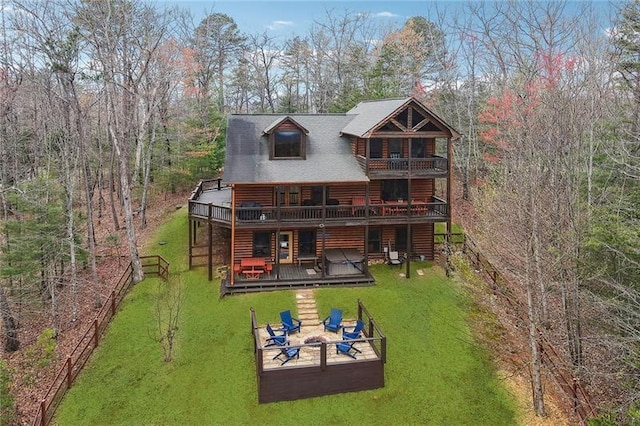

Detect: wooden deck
[222,264,374,295]
[251,302,386,403]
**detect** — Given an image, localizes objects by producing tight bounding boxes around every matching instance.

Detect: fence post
[94,319,99,348]
[66,356,72,389]
[357,299,362,321]
[320,342,327,371]
[111,290,116,316]
[40,400,46,426]
[381,336,387,363]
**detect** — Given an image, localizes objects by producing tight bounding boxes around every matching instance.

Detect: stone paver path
[295,289,320,326]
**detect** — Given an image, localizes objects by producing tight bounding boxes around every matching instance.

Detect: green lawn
[54,209,516,425]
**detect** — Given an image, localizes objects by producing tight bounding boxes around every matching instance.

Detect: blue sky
[159,1,616,38]
[161,1,465,35]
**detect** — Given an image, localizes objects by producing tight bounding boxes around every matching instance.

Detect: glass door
[279,232,293,264]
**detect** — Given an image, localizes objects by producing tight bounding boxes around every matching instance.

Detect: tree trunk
[527,278,546,417]
[140,114,157,228]
[0,285,19,352]
[109,124,144,283]
[108,146,120,231]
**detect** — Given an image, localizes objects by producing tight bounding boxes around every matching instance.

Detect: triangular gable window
[415,121,442,132]
[380,121,404,132]
[377,104,445,134]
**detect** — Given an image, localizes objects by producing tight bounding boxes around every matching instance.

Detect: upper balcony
[355,155,448,179]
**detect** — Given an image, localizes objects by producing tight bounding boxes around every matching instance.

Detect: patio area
[250,300,386,403]
[258,320,379,370]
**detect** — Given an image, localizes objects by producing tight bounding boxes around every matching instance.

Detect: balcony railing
[188,179,449,225]
[356,155,448,176]
[190,196,448,225]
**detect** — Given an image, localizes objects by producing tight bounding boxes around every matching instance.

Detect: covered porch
[222,263,374,295]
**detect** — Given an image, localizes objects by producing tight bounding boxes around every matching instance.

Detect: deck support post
[208,204,213,281]
[188,218,193,269]
[406,223,411,279]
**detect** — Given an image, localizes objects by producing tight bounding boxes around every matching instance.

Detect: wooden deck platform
[251,302,386,403]
[222,264,374,295]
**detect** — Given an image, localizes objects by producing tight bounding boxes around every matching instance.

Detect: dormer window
[274,130,302,158]
[264,116,308,160]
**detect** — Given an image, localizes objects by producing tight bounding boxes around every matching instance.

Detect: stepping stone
[295,289,320,326]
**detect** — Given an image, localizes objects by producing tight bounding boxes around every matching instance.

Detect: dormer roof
[263,116,310,135]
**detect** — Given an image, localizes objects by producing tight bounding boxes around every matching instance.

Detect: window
[389,139,402,158]
[395,227,408,252]
[381,179,408,201]
[274,130,302,158]
[310,186,326,205]
[369,139,383,158]
[275,186,300,206]
[368,229,381,253]
[253,232,271,257]
[299,230,316,256]
[411,139,426,158]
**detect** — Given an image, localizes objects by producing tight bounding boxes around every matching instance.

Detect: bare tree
[246,32,282,113]
[153,277,184,362]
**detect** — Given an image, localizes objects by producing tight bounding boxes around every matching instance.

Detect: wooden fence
[31,255,169,426]
[461,237,596,424]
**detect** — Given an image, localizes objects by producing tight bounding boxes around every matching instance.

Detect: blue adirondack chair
[265,323,287,347]
[273,344,301,365]
[342,319,364,340]
[336,340,361,359]
[322,308,343,333]
[279,310,302,335]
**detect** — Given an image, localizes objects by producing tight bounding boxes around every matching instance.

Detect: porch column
[230,185,236,286]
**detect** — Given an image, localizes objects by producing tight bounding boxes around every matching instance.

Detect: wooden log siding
[321,226,366,253]
[411,223,435,259]
[233,227,369,264]
[410,179,435,199]
[234,225,434,265]
[353,137,437,158]
[378,224,434,260]
[234,186,274,207]
[234,184,368,207]
[233,229,262,261]
[366,180,434,201]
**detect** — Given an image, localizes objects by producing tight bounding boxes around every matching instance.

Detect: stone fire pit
[303,335,328,346]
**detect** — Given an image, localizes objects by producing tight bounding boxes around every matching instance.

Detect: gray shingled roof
[223,114,369,184]
[341,98,411,137]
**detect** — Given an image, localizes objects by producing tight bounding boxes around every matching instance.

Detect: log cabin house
[188,97,459,293]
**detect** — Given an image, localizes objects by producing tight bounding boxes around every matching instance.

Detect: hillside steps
[295,289,320,326]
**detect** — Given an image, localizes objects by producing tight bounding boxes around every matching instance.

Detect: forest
[0,0,639,424]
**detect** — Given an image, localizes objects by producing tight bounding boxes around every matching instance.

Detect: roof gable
[342,97,460,139]
[263,116,309,135]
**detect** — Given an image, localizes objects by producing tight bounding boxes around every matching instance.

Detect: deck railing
[193,196,449,225]
[356,155,448,175]
[251,300,386,377]
[32,255,169,426]
[357,299,386,362]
